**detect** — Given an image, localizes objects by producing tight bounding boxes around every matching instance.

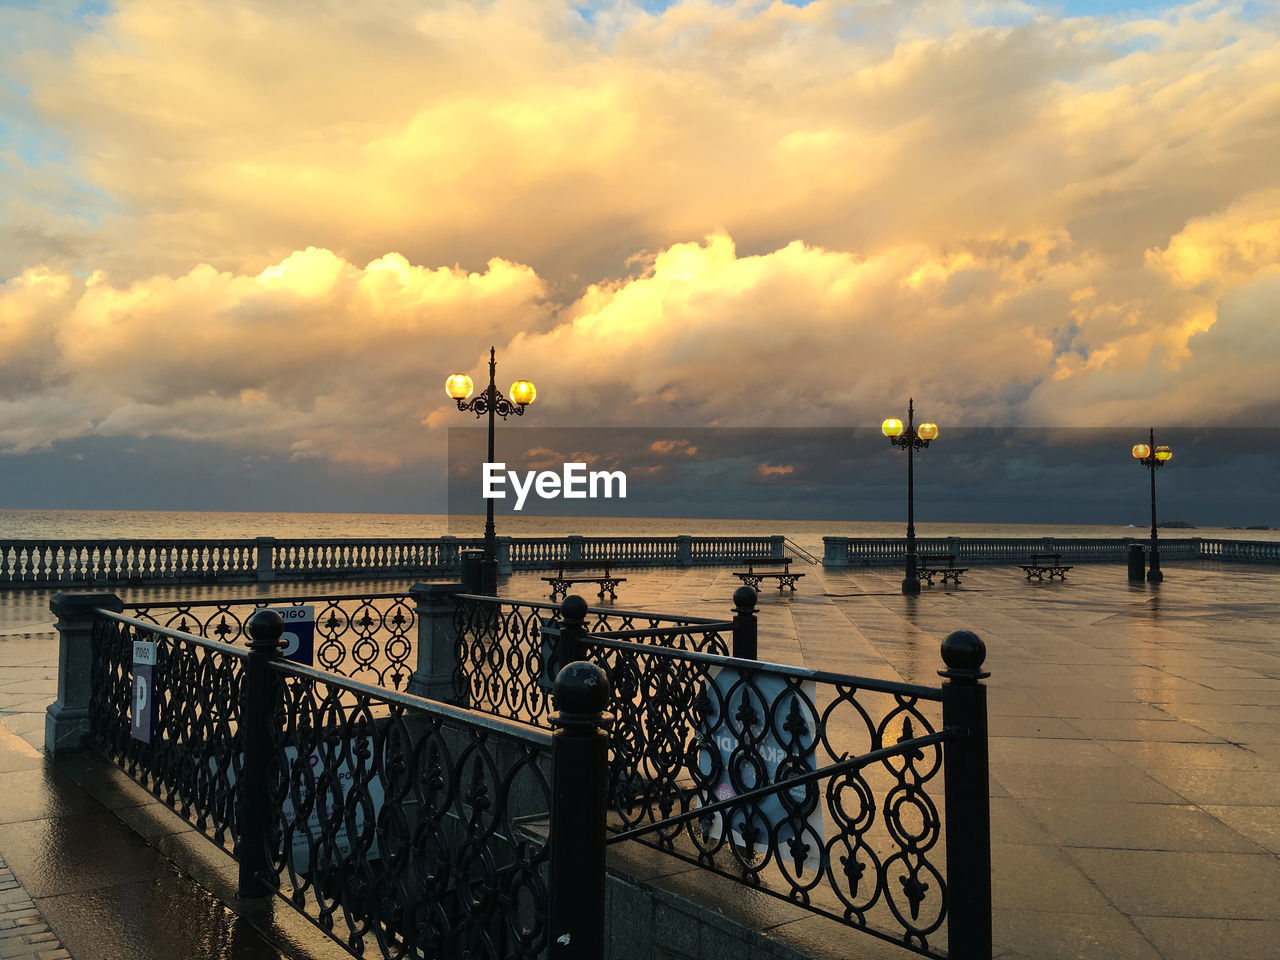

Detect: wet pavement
[0,562,1278,959]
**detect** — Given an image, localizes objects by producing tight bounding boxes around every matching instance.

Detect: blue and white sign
[697,667,824,871]
[130,640,157,743]
[270,605,315,665]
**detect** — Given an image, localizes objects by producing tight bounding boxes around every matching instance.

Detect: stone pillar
[46,592,124,756]
[440,536,460,569]
[770,535,786,559]
[407,582,463,703]
[496,537,513,575]
[254,537,276,582]
[676,535,693,567]
[567,535,585,562]
[823,536,849,567]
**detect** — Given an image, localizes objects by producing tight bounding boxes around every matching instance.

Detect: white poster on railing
[215,740,384,872]
[696,667,824,872]
[280,740,384,873]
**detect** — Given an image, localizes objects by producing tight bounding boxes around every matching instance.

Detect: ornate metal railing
[584,632,960,956]
[85,608,557,960]
[452,594,732,726]
[87,613,247,846]
[451,592,990,958]
[124,593,417,691]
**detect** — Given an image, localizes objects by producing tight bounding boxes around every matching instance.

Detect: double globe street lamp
[445,347,536,595]
[882,399,939,596]
[1131,428,1173,583]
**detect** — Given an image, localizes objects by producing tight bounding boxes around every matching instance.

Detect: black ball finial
[560,593,589,624]
[733,585,758,612]
[940,630,989,680]
[246,608,284,649]
[553,661,609,718]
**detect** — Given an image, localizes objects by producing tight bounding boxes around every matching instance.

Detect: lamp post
[1131,428,1172,583]
[882,399,939,597]
[445,346,536,595]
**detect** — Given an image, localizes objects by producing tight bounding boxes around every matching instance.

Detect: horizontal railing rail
[1,534,791,587]
[0,538,258,586]
[820,535,1269,567]
[15,532,1276,587]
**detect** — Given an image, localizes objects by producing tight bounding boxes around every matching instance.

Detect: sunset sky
[1,0,1278,519]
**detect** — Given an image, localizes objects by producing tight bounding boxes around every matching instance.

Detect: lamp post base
[902,554,921,596]
[1147,567,1163,583]
[481,557,499,596]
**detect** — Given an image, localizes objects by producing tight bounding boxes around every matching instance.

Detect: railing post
[45,592,124,755]
[568,535,585,562]
[407,582,463,703]
[496,536,513,575]
[940,630,992,960]
[822,536,850,567]
[556,595,588,675]
[770,535,786,559]
[440,535,460,570]
[239,608,284,898]
[254,537,276,582]
[548,661,611,960]
[731,586,758,660]
[676,535,693,566]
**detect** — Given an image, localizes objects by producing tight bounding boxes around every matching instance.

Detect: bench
[916,554,968,586]
[733,557,806,592]
[542,561,626,601]
[1019,553,1074,581]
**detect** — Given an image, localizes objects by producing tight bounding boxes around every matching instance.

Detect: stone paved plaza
[0,559,1276,959]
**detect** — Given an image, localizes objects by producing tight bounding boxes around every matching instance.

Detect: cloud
[0,248,549,460]
[0,0,1277,477]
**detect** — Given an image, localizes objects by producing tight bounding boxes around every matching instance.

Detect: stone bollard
[731,585,758,660]
[46,592,124,756]
[407,582,463,704]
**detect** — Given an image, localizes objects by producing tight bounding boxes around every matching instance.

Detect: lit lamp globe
[882,417,904,438]
[445,374,474,400]
[917,422,939,441]
[1131,443,1150,460]
[1155,445,1173,462]
[510,380,536,406]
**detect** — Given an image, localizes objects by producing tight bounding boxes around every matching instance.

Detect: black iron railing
[85,607,575,960]
[452,592,991,959]
[452,594,733,726]
[582,631,958,955]
[124,593,417,691]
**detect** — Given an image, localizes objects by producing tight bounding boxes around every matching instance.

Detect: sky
[1,0,1278,522]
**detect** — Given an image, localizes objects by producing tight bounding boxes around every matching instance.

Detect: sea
[1,508,1276,558]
